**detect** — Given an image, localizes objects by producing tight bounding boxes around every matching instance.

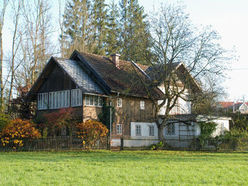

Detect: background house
[218,101,248,114]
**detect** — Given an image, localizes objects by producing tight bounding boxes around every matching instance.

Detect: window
[37,93,48,110]
[117,98,122,107]
[49,90,70,109]
[167,123,175,135]
[84,95,103,107]
[135,125,141,136]
[149,125,154,136]
[116,124,122,135]
[85,95,90,105]
[140,100,145,110]
[71,89,82,107]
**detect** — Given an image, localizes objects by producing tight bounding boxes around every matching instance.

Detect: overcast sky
[3,0,248,101]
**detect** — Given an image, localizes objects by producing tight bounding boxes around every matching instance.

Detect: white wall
[157,85,191,115]
[196,116,230,137]
[130,122,158,139]
[211,119,230,137]
[111,139,159,147]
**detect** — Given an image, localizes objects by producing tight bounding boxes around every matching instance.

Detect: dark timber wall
[38,63,77,93]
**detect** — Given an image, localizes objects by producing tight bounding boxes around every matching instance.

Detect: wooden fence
[0,136,109,151]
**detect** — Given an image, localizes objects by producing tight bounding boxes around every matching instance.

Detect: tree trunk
[0,29,3,111]
[156,121,164,141]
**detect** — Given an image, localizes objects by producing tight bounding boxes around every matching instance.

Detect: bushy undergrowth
[217,129,248,150]
[150,141,164,150]
[193,121,217,150]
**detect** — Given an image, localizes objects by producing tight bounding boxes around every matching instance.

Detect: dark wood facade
[39,63,77,93]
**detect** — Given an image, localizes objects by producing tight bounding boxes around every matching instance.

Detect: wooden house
[27,50,228,148]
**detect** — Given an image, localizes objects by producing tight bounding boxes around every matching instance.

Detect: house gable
[27,57,105,101]
[55,58,104,94]
[239,103,248,113]
[38,62,77,93]
[145,63,201,93]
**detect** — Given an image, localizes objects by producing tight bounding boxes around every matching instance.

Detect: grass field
[0,150,248,185]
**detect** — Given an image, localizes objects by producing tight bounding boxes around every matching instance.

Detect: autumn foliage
[42,108,74,136]
[43,108,74,127]
[1,119,41,148]
[77,120,108,149]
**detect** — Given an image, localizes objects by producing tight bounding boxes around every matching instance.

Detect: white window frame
[71,89,82,107]
[117,98,122,108]
[140,100,145,110]
[149,125,155,136]
[135,125,141,136]
[49,90,70,109]
[116,124,122,135]
[84,95,103,107]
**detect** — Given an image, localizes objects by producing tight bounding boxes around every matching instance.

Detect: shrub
[218,129,248,150]
[77,120,108,149]
[197,121,217,149]
[150,141,164,150]
[42,108,75,136]
[1,119,41,149]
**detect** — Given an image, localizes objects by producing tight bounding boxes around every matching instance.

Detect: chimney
[111,54,121,69]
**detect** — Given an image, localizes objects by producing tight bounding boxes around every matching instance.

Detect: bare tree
[58,0,65,58]
[0,0,8,111]
[8,0,22,107]
[16,0,53,87]
[140,4,231,140]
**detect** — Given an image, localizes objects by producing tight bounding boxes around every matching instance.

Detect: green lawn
[0,150,248,185]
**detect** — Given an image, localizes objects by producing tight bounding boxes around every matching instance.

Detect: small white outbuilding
[111,115,232,148]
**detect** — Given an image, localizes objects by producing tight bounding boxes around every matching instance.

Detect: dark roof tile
[78,52,163,98]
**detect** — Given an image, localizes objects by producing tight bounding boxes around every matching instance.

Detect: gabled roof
[71,51,163,99]
[218,102,234,108]
[145,63,180,83]
[218,102,248,109]
[28,50,200,101]
[55,58,104,94]
[27,57,106,100]
[145,62,201,92]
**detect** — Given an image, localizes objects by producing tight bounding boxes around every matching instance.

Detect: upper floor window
[71,89,82,107]
[116,124,122,135]
[117,98,122,107]
[49,90,70,109]
[84,95,103,107]
[135,125,141,136]
[37,93,48,110]
[140,100,145,110]
[149,125,154,136]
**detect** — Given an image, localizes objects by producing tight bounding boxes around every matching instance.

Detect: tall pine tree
[90,0,108,55]
[62,0,91,56]
[62,0,152,63]
[119,0,152,64]
[105,0,121,55]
